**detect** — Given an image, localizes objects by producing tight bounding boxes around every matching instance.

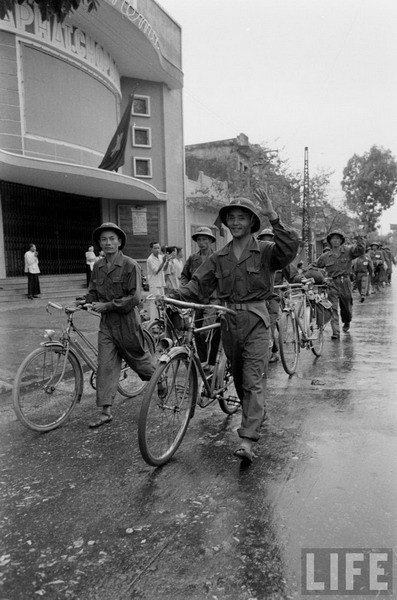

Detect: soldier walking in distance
[311,229,365,339]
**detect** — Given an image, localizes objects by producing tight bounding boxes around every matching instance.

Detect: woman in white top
[24,243,40,299]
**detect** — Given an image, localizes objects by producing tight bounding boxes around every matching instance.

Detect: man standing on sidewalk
[311,229,365,339]
[168,189,299,463]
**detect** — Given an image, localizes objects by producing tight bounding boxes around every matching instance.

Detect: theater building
[0,0,184,280]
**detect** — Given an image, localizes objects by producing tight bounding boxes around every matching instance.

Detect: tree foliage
[341,146,397,233]
[0,0,99,22]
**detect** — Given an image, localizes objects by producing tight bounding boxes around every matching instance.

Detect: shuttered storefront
[1,181,101,277]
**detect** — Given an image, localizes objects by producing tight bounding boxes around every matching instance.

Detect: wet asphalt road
[0,287,396,600]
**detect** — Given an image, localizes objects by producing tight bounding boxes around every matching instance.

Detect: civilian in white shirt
[146,241,169,319]
[24,243,41,300]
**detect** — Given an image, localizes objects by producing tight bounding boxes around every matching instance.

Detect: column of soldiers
[353,241,396,301]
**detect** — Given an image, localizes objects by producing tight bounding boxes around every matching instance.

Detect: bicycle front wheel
[13,346,83,432]
[278,311,299,375]
[217,354,240,415]
[117,329,155,398]
[138,351,197,466]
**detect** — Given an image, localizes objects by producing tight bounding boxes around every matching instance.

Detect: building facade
[0,0,185,278]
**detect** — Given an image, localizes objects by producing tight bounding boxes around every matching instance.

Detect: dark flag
[214,214,225,237]
[98,88,136,172]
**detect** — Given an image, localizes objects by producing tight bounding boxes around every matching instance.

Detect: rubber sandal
[89,414,113,428]
[233,446,253,463]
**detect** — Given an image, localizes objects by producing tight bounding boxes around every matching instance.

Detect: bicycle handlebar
[162,296,236,315]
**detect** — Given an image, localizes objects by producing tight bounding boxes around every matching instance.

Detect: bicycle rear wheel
[217,354,240,415]
[309,307,324,357]
[138,351,197,466]
[13,346,83,432]
[278,311,299,375]
[117,329,155,398]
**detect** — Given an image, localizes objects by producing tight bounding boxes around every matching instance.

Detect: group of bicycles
[12,277,332,466]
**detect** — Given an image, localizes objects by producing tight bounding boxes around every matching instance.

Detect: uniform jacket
[312,237,365,278]
[353,255,374,276]
[180,250,214,285]
[177,217,299,326]
[86,252,141,314]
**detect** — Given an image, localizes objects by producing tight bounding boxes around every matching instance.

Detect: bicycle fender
[39,341,65,348]
[158,346,188,363]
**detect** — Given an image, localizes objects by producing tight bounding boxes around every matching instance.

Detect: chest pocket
[246,264,263,293]
[214,268,233,296]
[111,277,124,298]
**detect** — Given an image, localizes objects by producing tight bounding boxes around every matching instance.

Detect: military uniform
[175,216,299,441]
[353,254,373,300]
[312,233,365,336]
[86,252,156,408]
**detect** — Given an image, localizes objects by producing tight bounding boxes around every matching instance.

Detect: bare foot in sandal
[233,437,253,463]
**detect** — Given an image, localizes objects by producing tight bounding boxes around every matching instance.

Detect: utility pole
[302,147,311,263]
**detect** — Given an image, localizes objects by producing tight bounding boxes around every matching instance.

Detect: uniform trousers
[355,272,370,297]
[221,310,269,441]
[327,277,353,335]
[96,308,156,407]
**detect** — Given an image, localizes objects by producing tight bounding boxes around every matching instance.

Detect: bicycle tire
[217,354,240,415]
[12,346,83,432]
[309,306,324,357]
[278,311,299,375]
[117,329,155,398]
[138,350,197,466]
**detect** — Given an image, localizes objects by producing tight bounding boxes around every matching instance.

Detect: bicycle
[138,297,239,466]
[276,279,331,375]
[144,294,187,355]
[12,301,154,432]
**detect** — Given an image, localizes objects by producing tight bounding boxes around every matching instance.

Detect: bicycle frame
[156,297,234,407]
[44,302,99,374]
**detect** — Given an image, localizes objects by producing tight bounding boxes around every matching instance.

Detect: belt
[226,301,264,311]
[332,275,347,280]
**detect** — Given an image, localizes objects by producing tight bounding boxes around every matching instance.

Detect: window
[133,157,152,178]
[132,95,150,117]
[132,126,151,147]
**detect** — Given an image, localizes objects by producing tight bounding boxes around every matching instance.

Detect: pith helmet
[93,222,126,249]
[369,241,381,247]
[218,197,261,233]
[192,226,216,243]
[327,229,345,245]
[257,228,274,240]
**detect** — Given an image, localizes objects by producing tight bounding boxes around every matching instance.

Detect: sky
[158,0,397,234]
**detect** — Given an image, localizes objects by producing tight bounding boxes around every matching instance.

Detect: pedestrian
[146,241,169,320]
[85,245,97,287]
[168,189,299,463]
[382,246,396,284]
[353,253,373,302]
[77,223,163,428]
[181,226,217,365]
[24,243,41,299]
[174,246,184,285]
[368,242,387,292]
[163,246,178,293]
[311,229,365,339]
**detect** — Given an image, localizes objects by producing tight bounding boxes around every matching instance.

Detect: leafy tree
[0,0,99,22]
[341,146,397,233]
